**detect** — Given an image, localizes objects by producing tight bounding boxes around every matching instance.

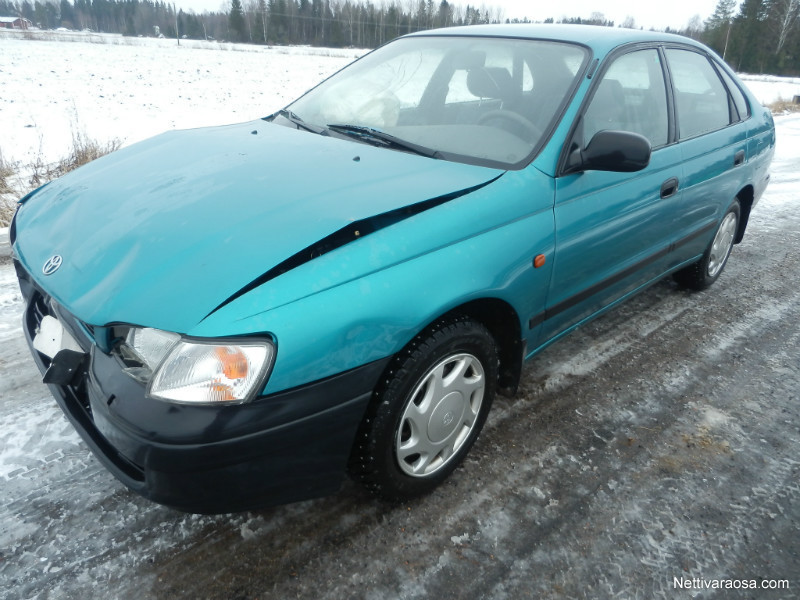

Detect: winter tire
[350,316,498,501]
[673,199,740,291]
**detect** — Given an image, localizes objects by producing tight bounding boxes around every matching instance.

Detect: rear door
[662,47,751,268]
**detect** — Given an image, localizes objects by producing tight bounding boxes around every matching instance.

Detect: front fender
[191,168,557,394]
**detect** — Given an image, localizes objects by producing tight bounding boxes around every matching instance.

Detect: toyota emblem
[42,255,63,276]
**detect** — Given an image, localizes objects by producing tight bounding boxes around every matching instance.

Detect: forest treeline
[698,0,799,75]
[1,0,798,75]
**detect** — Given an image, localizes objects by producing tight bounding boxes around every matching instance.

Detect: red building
[0,17,33,30]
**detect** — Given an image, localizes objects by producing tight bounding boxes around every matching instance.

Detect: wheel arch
[734,184,754,244]
[366,297,524,408]
[442,298,524,397]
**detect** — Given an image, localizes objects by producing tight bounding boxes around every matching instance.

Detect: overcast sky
[173,0,721,32]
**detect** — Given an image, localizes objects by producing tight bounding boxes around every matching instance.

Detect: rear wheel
[350,316,497,501]
[674,200,740,291]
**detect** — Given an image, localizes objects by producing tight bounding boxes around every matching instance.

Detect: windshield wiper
[327,123,440,159]
[272,109,328,136]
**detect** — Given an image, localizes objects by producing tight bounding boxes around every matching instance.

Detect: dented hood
[14,120,502,332]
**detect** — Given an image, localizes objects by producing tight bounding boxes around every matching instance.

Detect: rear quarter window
[717,65,749,121]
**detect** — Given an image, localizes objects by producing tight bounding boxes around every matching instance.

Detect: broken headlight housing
[115,327,275,404]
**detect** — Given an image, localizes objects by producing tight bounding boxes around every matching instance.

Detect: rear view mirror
[567,130,651,173]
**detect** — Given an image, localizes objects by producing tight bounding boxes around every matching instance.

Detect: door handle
[734,150,745,166]
[660,177,679,199]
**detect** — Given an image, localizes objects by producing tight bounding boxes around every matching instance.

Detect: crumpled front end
[14,258,390,513]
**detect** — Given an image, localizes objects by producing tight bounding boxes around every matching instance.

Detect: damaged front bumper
[14,259,388,513]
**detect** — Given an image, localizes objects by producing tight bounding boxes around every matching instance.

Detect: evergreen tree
[436,0,452,27]
[59,0,75,27]
[229,0,246,41]
[21,1,35,21]
[730,0,771,72]
[705,0,737,58]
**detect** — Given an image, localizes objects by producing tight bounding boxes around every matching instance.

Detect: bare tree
[684,14,704,40]
[770,0,800,54]
[258,0,268,42]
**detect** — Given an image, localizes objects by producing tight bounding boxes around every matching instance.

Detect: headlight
[149,341,272,403]
[117,327,275,404]
[125,327,181,371]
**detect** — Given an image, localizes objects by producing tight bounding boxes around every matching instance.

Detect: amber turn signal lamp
[216,346,249,380]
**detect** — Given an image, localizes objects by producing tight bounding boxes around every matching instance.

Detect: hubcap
[707,211,738,278]
[396,353,485,477]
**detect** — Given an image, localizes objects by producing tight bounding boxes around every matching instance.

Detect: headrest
[467,67,515,101]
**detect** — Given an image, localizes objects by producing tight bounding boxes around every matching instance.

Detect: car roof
[404,24,704,56]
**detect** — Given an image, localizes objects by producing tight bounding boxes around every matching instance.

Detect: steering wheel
[477,109,541,141]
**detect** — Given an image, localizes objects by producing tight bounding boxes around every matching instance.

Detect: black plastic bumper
[16,259,389,513]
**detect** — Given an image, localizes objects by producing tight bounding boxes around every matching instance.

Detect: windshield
[283,35,589,169]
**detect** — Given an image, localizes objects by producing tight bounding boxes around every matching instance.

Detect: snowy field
[0,31,365,166]
[0,31,798,167]
[739,73,800,106]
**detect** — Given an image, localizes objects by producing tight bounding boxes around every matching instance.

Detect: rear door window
[666,49,731,139]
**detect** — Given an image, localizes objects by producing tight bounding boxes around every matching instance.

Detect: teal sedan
[11,24,774,513]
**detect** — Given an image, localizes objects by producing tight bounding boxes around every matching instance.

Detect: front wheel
[349,316,498,501]
[674,200,740,291]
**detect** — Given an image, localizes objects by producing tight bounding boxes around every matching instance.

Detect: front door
[543,47,680,340]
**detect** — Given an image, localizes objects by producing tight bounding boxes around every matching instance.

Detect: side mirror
[567,130,651,173]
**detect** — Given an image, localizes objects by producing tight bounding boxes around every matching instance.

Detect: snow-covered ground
[0,31,797,167]
[0,31,365,166]
[739,73,800,106]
